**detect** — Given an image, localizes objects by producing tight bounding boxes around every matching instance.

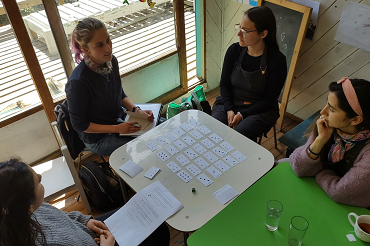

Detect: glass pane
[57,0,177,74]
[0,10,42,121]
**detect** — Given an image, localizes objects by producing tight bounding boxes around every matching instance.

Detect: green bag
[166,85,207,119]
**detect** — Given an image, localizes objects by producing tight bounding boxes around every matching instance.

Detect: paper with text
[105,181,183,246]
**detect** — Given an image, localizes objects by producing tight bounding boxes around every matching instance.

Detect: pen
[133,124,141,127]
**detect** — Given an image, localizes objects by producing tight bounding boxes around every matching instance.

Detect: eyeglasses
[234,24,257,37]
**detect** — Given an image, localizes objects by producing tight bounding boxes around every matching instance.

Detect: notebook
[119,103,163,136]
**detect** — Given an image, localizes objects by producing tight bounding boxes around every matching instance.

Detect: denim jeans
[84,134,135,156]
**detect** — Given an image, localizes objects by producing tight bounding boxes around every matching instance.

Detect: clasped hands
[227,110,243,129]
[86,219,115,246]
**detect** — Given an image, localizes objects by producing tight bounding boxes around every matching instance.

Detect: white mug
[348,212,370,242]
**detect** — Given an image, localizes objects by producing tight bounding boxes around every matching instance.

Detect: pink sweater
[289,136,370,208]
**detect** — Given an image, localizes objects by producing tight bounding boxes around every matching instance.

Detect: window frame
[0,0,198,128]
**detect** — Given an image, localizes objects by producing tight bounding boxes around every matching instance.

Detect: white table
[110,110,274,232]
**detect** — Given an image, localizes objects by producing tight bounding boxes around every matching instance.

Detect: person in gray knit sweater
[0,159,169,246]
[287,78,370,208]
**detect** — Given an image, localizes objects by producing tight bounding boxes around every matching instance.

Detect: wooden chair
[50,121,93,213]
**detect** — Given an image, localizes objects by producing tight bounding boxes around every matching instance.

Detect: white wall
[206,0,370,120]
[0,55,181,164]
[0,110,58,164]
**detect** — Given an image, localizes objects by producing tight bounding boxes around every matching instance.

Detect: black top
[65,56,127,144]
[220,42,287,117]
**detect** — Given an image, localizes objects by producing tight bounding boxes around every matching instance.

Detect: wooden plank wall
[206,0,370,121]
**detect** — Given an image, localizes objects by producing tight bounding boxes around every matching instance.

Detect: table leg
[183,232,189,246]
[118,177,129,204]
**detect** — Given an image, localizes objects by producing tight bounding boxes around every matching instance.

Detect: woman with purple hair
[66,18,154,156]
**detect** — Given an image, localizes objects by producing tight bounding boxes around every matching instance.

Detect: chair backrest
[51,121,92,214]
[54,100,86,159]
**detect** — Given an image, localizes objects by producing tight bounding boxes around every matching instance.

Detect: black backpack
[54,100,86,159]
[78,160,125,211]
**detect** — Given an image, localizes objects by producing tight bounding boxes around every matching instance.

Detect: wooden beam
[42,0,74,78]
[2,0,56,124]
[174,0,187,90]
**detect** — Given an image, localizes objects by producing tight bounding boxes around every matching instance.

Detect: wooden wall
[205,0,370,121]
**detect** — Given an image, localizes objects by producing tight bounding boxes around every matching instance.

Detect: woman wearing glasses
[212,6,287,142]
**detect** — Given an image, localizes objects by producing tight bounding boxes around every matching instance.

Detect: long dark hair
[245,6,279,49]
[0,159,47,246]
[306,79,370,138]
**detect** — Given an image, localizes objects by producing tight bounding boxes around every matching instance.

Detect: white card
[164,132,178,142]
[188,118,201,127]
[146,140,159,152]
[184,148,199,160]
[214,160,230,173]
[193,143,207,154]
[179,122,193,132]
[212,146,227,157]
[165,145,179,155]
[213,184,239,205]
[172,127,186,137]
[119,160,144,178]
[177,170,193,183]
[204,151,219,163]
[173,139,187,150]
[197,173,213,187]
[209,133,223,143]
[189,129,203,140]
[194,157,210,169]
[144,166,161,179]
[198,125,211,135]
[201,138,215,149]
[155,136,169,146]
[156,151,170,162]
[176,154,190,166]
[186,164,202,176]
[346,234,356,242]
[182,135,196,145]
[220,141,235,152]
[206,166,222,178]
[231,150,247,162]
[223,155,239,167]
[166,161,181,173]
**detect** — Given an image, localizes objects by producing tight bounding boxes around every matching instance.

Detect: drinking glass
[265,200,283,231]
[288,216,309,246]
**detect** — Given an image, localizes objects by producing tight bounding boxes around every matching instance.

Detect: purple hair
[70,18,105,64]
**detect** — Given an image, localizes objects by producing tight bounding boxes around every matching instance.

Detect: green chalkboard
[262,0,312,130]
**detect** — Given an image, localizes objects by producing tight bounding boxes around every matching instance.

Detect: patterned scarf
[83,55,112,76]
[328,129,370,163]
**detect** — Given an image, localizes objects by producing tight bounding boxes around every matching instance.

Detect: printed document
[104,181,183,246]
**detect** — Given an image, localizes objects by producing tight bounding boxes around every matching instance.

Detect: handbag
[78,160,124,211]
[166,85,211,119]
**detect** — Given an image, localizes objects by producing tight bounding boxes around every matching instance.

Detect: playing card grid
[144,118,247,187]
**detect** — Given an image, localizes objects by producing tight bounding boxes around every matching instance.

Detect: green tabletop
[188,162,370,245]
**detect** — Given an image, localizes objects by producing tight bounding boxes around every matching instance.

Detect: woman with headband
[287,78,370,207]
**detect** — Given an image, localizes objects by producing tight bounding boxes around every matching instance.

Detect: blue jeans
[84,134,135,156]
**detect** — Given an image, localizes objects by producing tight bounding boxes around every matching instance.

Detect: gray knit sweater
[33,203,97,246]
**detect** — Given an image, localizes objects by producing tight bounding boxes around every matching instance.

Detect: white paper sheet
[335,1,370,52]
[213,184,239,205]
[105,181,183,246]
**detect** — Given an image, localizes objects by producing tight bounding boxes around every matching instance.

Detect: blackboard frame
[261,0,312,131]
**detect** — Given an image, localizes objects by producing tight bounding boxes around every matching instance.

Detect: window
[0,0,200,126]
